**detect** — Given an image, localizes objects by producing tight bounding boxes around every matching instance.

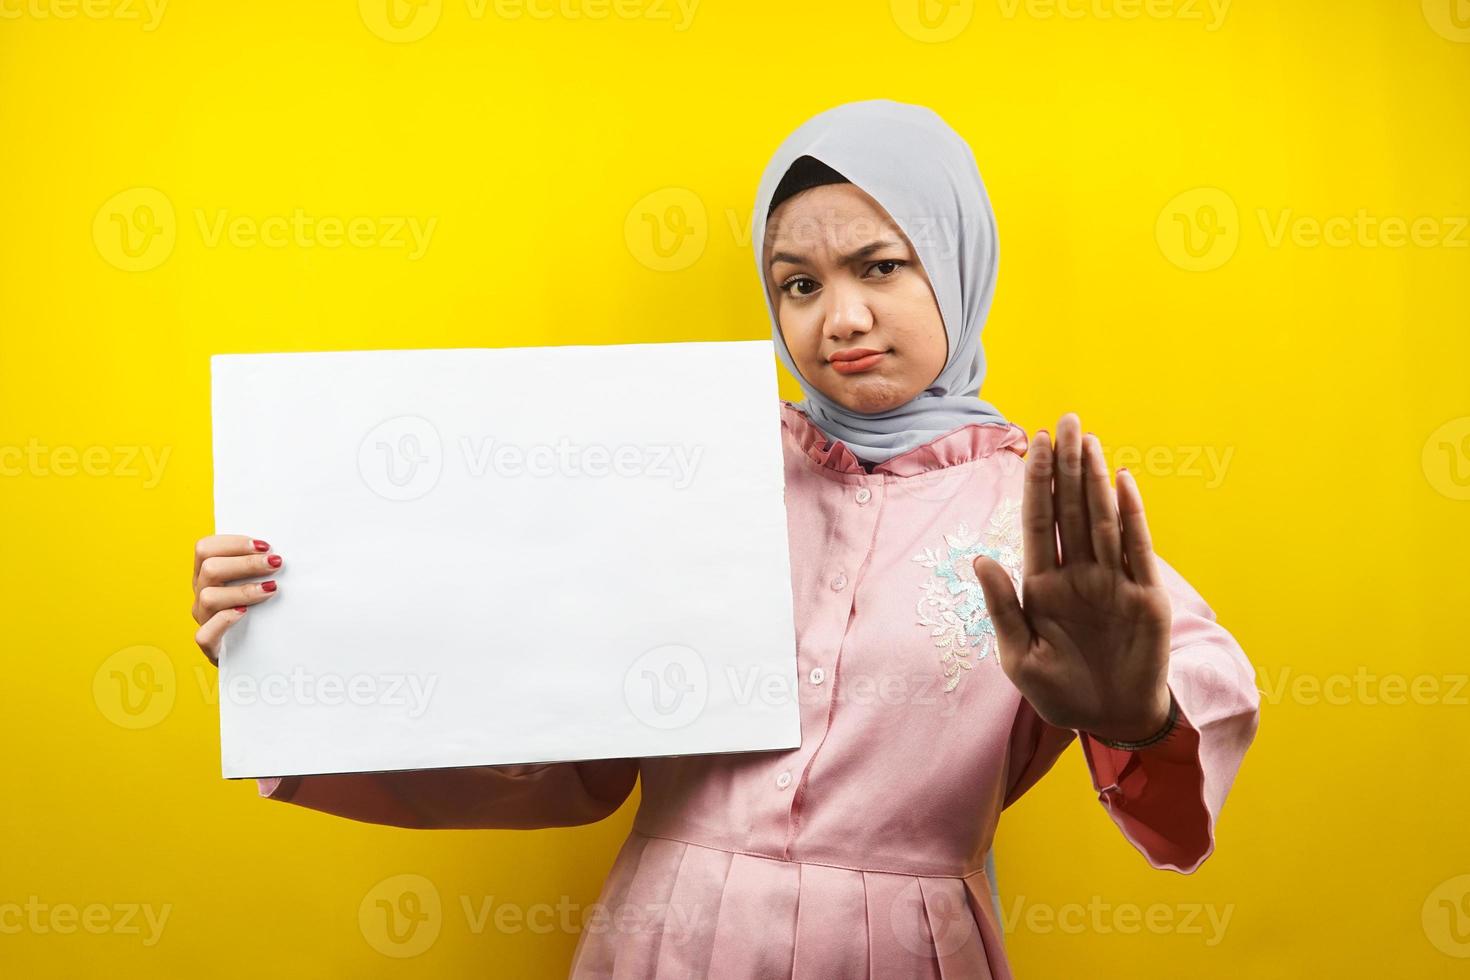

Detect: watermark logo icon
[1422,416,1470,500]
[1423,0,1470,42]
[890,0,974,42]
[893,462,972,504]
[623,644,707,729]
[1156,187,1239,271]
[888,879,977,958]
[359,0,442,42]
[93,645,176,729]
[94,187,176,271]
[360,874,442,957]
[625,188,707,272]
[1423,874,1470,957]
[359,415,444,501]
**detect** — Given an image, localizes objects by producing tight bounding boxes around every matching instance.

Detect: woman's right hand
[192,534,282,665]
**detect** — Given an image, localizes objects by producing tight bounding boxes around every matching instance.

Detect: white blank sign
[211,342,800,779]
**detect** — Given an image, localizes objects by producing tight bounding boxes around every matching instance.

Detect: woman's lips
[829,350,888,375]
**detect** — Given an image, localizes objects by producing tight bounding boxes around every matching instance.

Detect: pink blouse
[254,400,1261,979]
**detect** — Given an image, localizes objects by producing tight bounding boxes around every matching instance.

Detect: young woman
[191,99,1260,979]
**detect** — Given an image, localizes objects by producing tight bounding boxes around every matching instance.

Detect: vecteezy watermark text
[359,415,706,501]
[221,668,439,719]
[0,898,171,946]
[459,436,703,487]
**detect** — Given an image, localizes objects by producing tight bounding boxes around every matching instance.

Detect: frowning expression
[765,182,949,414]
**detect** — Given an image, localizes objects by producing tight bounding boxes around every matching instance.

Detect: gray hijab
[752,99,1009,467]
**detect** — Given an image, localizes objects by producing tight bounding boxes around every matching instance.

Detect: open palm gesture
[973,413,1173,744]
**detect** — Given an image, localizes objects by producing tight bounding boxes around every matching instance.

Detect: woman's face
[765,182,949,414]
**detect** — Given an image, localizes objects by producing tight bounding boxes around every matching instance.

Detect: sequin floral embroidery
[911,497,1024,692]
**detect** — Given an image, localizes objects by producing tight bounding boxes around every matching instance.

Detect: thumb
[973,556,1031,670]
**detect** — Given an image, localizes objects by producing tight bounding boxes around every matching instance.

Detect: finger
[974,555,1032,673]
[194,605,248,664]
[1116,468,1162,587]
[195,580,278,624]
[1022,427,1058,575]
[194,534,271,590]
[197,552,283,590]
[1083,434,1123,568]
[1054,413,1094,564]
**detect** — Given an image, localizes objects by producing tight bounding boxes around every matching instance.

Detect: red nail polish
[252,539,270,552]
[261,581,277,593]
[267,554,282,568]
[234,606,247,613]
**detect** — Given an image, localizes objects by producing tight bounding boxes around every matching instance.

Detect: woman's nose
[823,283,874,339]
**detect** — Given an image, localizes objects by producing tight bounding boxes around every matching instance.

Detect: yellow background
[2,0,1468,976]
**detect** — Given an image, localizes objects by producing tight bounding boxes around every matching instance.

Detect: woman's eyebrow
[768,238,904,270]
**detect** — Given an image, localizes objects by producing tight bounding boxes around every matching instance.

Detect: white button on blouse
[775,770,793,790]
[808,667,825,686]
[855,486,872,504]
[831,573,847,591]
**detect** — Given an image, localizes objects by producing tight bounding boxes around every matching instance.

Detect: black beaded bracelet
[1092,692,1179,751]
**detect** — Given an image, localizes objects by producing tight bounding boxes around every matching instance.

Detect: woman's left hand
[973,412,1173,744]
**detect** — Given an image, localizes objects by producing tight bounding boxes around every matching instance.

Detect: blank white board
[211,341,800,778]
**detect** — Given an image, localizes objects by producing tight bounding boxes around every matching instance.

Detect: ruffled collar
[779,400,1028,478]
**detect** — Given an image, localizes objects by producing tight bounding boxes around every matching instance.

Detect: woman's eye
[782,277,818,298]
[869,260,903,277]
